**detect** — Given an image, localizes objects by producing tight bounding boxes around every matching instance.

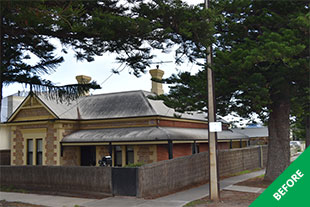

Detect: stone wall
[45,124,57,165]
[96,146,110,166]
[11,122,80,166]
[14,107,51,119]
[11,126,24,165]
[135,145,157,164]
[0,166,112,196]
[60,147,80,166]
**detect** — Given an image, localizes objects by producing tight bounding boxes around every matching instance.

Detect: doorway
[81,146,96,166]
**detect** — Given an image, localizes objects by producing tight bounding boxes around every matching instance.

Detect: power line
[99,63,124,86]
[57,63,128,117]
[99,63,127,86]
[43,60,174,118]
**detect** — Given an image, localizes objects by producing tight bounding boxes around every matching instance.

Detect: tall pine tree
[1,0,103,112]
[1,0,214,115]
[0,0,152,112]
[158,0,309,181]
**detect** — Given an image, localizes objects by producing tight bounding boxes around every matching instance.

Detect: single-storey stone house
[7,69,249,167]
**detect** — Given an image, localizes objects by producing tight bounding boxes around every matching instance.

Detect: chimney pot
[149,68,164,95]
[76,75,92,96]
[76,75,92,84]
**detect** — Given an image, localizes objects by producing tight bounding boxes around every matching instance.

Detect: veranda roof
[61,126,248,143]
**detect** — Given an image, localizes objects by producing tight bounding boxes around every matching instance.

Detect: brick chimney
[149,67,164,95]
[76,75,92,96]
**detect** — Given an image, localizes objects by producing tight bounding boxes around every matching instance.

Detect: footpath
[0,169,265,207]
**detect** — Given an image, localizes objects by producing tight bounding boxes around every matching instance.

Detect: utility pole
[205,0,220,201]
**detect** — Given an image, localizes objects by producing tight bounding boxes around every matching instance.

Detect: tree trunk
[306,115,310,148]
[264,98,291,182]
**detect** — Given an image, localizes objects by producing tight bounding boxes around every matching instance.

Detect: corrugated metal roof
[78,91,156,119]
[37,90,208,121]
[232,127,268,138]
[37,95,79,119]
[147,99,208,121]
[61,126,248,143]
[218,129,249,139]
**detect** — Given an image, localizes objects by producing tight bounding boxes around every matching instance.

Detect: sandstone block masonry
[12,128,24,165]
[61,147,80,166]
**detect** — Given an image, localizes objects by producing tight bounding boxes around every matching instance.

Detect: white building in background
[0,92,27,150]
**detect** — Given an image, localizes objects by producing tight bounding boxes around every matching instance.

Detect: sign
[209,122,222,132]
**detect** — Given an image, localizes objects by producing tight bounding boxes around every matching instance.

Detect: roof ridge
[85,90,151,98]
[140,91,157,115]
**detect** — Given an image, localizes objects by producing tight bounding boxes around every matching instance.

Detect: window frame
[25,138,44,166]
[27,139,33,165]
[126,146,134,165]
[22,129,46,166]
[114,146,123,167]
[36,139,43,165]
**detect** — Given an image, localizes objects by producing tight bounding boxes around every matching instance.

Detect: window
[192,143,200,154]
[126,146,134,165]
[114,146,122,167]
[27,138,43,165]
[36,139,43,165]
[27,139,33,165]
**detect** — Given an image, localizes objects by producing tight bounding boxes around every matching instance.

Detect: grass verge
[0,185,27,193]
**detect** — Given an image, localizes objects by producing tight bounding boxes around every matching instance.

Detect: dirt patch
[236,176,272,189]
[185,190,260,207]
[185,175,272,207]
[0,200,46,207]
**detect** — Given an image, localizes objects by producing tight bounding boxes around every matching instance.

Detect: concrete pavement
[220,153,301,196]
[223,185,265,194]
[0,169,265,207]
[0,192,94,207]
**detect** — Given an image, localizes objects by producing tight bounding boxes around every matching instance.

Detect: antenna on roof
[149,60,173,68]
